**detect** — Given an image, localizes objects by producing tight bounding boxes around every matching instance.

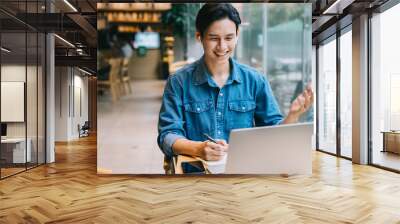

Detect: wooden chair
[119,58,132,95]
[169,60,192,75]
[98,58,122,102]
[163,156,176,175]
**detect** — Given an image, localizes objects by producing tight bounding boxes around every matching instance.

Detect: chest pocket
[184,100,212,113]
[183,100,213,140]
[228,100,256,129]
[228,100,256,112]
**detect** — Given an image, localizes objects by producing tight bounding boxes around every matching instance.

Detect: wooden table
[381,131,400,154]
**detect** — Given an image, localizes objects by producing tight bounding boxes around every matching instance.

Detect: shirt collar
[193,55,242,86]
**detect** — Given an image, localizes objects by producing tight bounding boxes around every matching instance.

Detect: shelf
[97,3,171,12]
[98,9,169,13]
[109,21,162,24]
[104,11,163,25]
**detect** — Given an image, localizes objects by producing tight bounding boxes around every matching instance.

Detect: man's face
[197,18,239,64]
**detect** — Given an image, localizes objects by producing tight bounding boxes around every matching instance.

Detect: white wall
[1,82,24,122]
[1,65,26,131]
[1,65,26,81]
[1,63,46,164]
[55,67,89,141]
[72,72,89,138]
[1,65,37,137]
[55,66,70,141]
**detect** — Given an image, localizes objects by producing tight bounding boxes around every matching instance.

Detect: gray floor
[98,80,166,174]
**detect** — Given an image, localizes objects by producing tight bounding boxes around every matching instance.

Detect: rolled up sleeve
[161,133,185,157]
[157,76,187,158]
[254,75,284,126]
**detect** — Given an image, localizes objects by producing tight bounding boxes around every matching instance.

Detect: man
[157,3,313,162]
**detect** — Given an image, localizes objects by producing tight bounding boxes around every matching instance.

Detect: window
[371,3,400,171]
[234,3,312,119]
[0,0,46,179]
[317,37,337,154]
[340,28,352,158]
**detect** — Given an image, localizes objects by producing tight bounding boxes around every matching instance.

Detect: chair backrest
[82,121,90,129]
[108,58,122,82]
[121,58,130,76]
[169,60,192,75]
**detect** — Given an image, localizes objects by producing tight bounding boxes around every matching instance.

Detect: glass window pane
[27,31,38,169]
[1,10,28,177]
[371,3,400,171]
[38,32,45,165]
[318,37,337,154]
[234,3,312,120]
[340,29,352,158]
[1,0,46,179]
[234,4,265,73]
[26,1,39,169]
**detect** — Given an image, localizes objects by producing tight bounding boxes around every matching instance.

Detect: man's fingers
[309,90,314,103]
[205,147,225,158]
[306,82,313,91]
[203,140,228,156]
[216,139,227,146]
[298,95,305,109]
[206,141,223,150]
[303,91,311,108]
[306,83,314,105]
[205,145,225,154]
[207,141,229,152]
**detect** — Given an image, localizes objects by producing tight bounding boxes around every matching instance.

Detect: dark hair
[195,3,241,37]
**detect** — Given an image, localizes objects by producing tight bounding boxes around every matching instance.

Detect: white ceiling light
[323,0,354,15]
[63,0,78,12]
[54,34,75,48]
[1,47,11,53]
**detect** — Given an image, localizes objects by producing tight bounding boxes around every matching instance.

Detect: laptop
[223,122,314,175]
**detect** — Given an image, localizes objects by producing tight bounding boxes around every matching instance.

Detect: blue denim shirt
[157,56,284,158]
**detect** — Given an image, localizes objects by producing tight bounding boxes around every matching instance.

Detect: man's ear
[195,31,202,42]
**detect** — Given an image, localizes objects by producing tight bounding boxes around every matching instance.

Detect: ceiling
[96,0,392,44]
[1,0,396,74]
[310,0,390,43]
[0,0,97,73]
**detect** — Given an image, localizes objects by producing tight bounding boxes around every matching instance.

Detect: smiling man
[157,3,313,162]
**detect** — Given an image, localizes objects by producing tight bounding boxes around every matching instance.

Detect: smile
[214,51,229,57]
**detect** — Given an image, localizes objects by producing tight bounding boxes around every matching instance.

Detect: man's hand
[283,83,314,124]
[198,139,228,161]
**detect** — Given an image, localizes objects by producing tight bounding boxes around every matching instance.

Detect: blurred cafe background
[96,3,313,174]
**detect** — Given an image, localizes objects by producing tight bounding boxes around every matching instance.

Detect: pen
[203,133,218,143]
